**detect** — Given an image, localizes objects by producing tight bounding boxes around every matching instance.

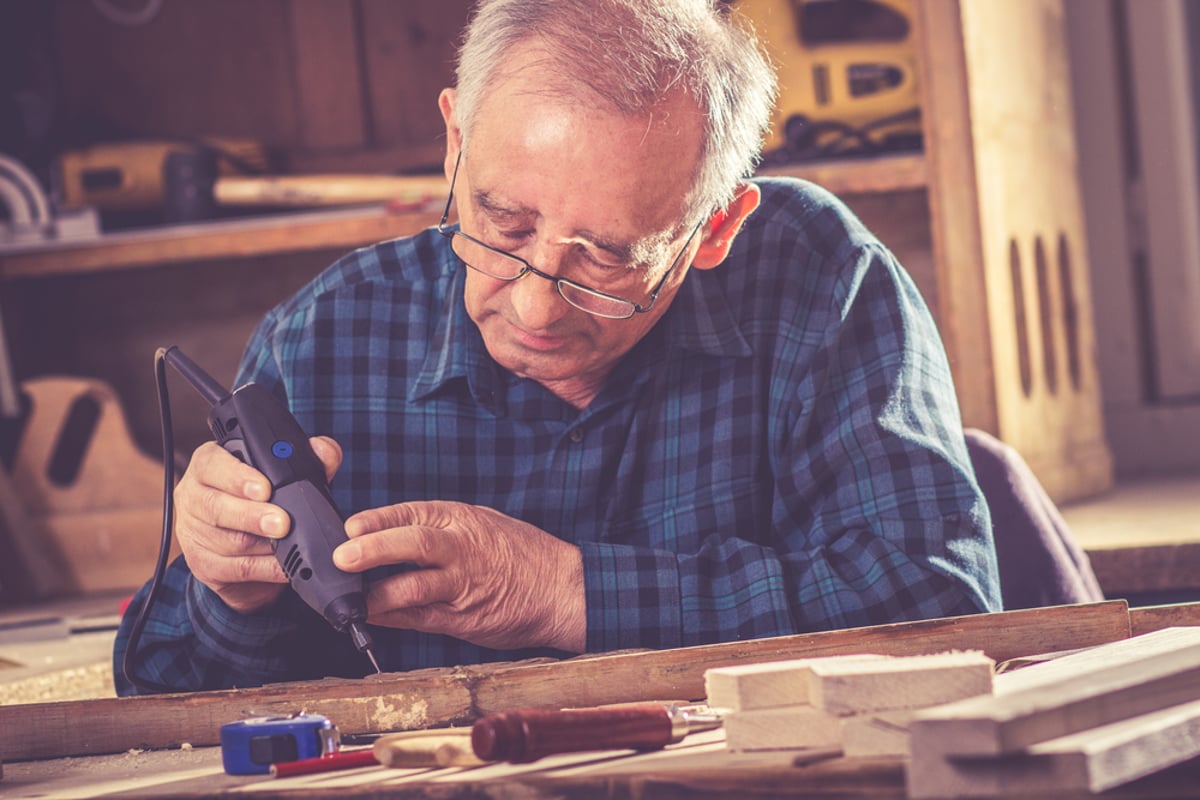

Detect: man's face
[440,51,706,408]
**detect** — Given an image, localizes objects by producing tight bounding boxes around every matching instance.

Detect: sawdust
[0,660,116,705]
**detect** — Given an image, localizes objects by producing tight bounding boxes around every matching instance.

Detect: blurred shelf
[0,204,444,279]
[759,151,927,196]
[0,152,926,281]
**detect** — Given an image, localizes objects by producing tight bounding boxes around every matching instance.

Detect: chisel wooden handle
[373,729,482,768]
[471,704,676,763]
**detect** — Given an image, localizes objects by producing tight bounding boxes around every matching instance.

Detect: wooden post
[914,0,1114,503]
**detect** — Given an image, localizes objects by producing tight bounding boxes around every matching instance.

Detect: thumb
[308,435,343,484]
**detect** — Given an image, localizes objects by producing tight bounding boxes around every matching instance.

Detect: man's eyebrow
[474,190,533,221]
[474,189,647,263]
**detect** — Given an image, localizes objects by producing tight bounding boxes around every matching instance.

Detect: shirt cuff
[580,541,683,652]
[186,577,302,671]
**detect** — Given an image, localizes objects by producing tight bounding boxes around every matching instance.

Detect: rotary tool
[162,345,381,673]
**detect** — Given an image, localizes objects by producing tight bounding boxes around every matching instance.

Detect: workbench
[4,599,1200,798]
[5,726,1200,799]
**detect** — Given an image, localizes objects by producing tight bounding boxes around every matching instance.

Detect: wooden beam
[1130,602,1200,636]
[0,601,1129,761]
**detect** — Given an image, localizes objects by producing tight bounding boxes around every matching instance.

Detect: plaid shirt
[115,177,1000,694]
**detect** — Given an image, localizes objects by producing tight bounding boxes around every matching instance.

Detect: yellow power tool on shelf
[736,0,921,161]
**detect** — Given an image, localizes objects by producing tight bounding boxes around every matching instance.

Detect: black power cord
[120,348,181,694]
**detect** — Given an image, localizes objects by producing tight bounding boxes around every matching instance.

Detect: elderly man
[115,0,999,694]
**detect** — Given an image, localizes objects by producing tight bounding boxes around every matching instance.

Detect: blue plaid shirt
[115,177,1000,694]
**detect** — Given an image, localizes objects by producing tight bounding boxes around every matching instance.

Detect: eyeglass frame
[436,151,702,320]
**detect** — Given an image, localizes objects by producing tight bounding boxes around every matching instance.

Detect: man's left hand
[334,501,586,653]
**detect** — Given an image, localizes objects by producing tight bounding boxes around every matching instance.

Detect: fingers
[334,523,446,573]
[344,500,449,539]
[173,442,292,609]
[179,442,290,536]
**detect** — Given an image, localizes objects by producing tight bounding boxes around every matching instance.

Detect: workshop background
[0,0,1197,696]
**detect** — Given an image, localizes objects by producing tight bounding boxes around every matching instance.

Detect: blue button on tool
[272,440,294,459]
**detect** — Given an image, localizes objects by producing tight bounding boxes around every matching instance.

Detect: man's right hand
[172,436,343,614]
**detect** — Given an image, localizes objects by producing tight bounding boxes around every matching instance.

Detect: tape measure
[220,713,340,775]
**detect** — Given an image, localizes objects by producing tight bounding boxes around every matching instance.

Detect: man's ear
[439,88,463,182]
[690,182,761,270]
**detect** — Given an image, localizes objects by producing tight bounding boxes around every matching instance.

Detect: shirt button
[568,428,584,443]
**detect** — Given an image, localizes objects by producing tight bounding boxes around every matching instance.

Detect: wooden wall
[16,0,472,172]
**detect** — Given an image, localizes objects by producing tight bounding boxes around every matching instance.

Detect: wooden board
[909,627,1200,756]
[807,651,993,715]
[704,654,887,712]
[908,699,1200,798]
[0,601,1130,761]
[724,705,843,750]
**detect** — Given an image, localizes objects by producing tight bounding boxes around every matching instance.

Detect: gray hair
[453,0,778,224]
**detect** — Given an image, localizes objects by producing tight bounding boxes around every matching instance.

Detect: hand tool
[220,713,339,775]
[470,703,724,763]
[372,728,485,768]
[161,346,381,673]
[737,0,921,159]
[270,747,379,777]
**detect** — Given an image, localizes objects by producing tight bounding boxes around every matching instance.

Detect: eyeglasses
[437,153,700,320]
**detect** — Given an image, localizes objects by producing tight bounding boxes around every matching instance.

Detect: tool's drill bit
[348,622,383,674]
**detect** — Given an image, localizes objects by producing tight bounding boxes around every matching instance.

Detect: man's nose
[509,248,573,329]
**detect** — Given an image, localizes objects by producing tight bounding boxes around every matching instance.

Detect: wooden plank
[55,0,301,147]
[841,708,914,757]
[0,206,443,278]
[288,0,366,150]
[909,627,1200,756]
[704,654,887,712]
[807,651,993,715]
[359,1,470,149]
[724,705,843,750]
[0,601,1129,761]
[908,699,1200,798]
[911,0,996,431]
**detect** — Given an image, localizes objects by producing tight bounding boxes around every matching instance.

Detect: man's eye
[578,248,625,272]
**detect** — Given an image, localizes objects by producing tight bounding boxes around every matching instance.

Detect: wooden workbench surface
[1062,472,1200,598]
[4,600,1200,798]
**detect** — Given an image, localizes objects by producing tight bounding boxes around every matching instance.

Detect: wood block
[723,706,843,751]
[907,698,1200,798]
[909,627,1200,756]
[704,654,889,711]
[841,709,915,757]
[808,651,994,715]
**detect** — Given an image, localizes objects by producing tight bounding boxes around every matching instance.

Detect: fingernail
[261,511,288,537]
[246,481,270,501]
